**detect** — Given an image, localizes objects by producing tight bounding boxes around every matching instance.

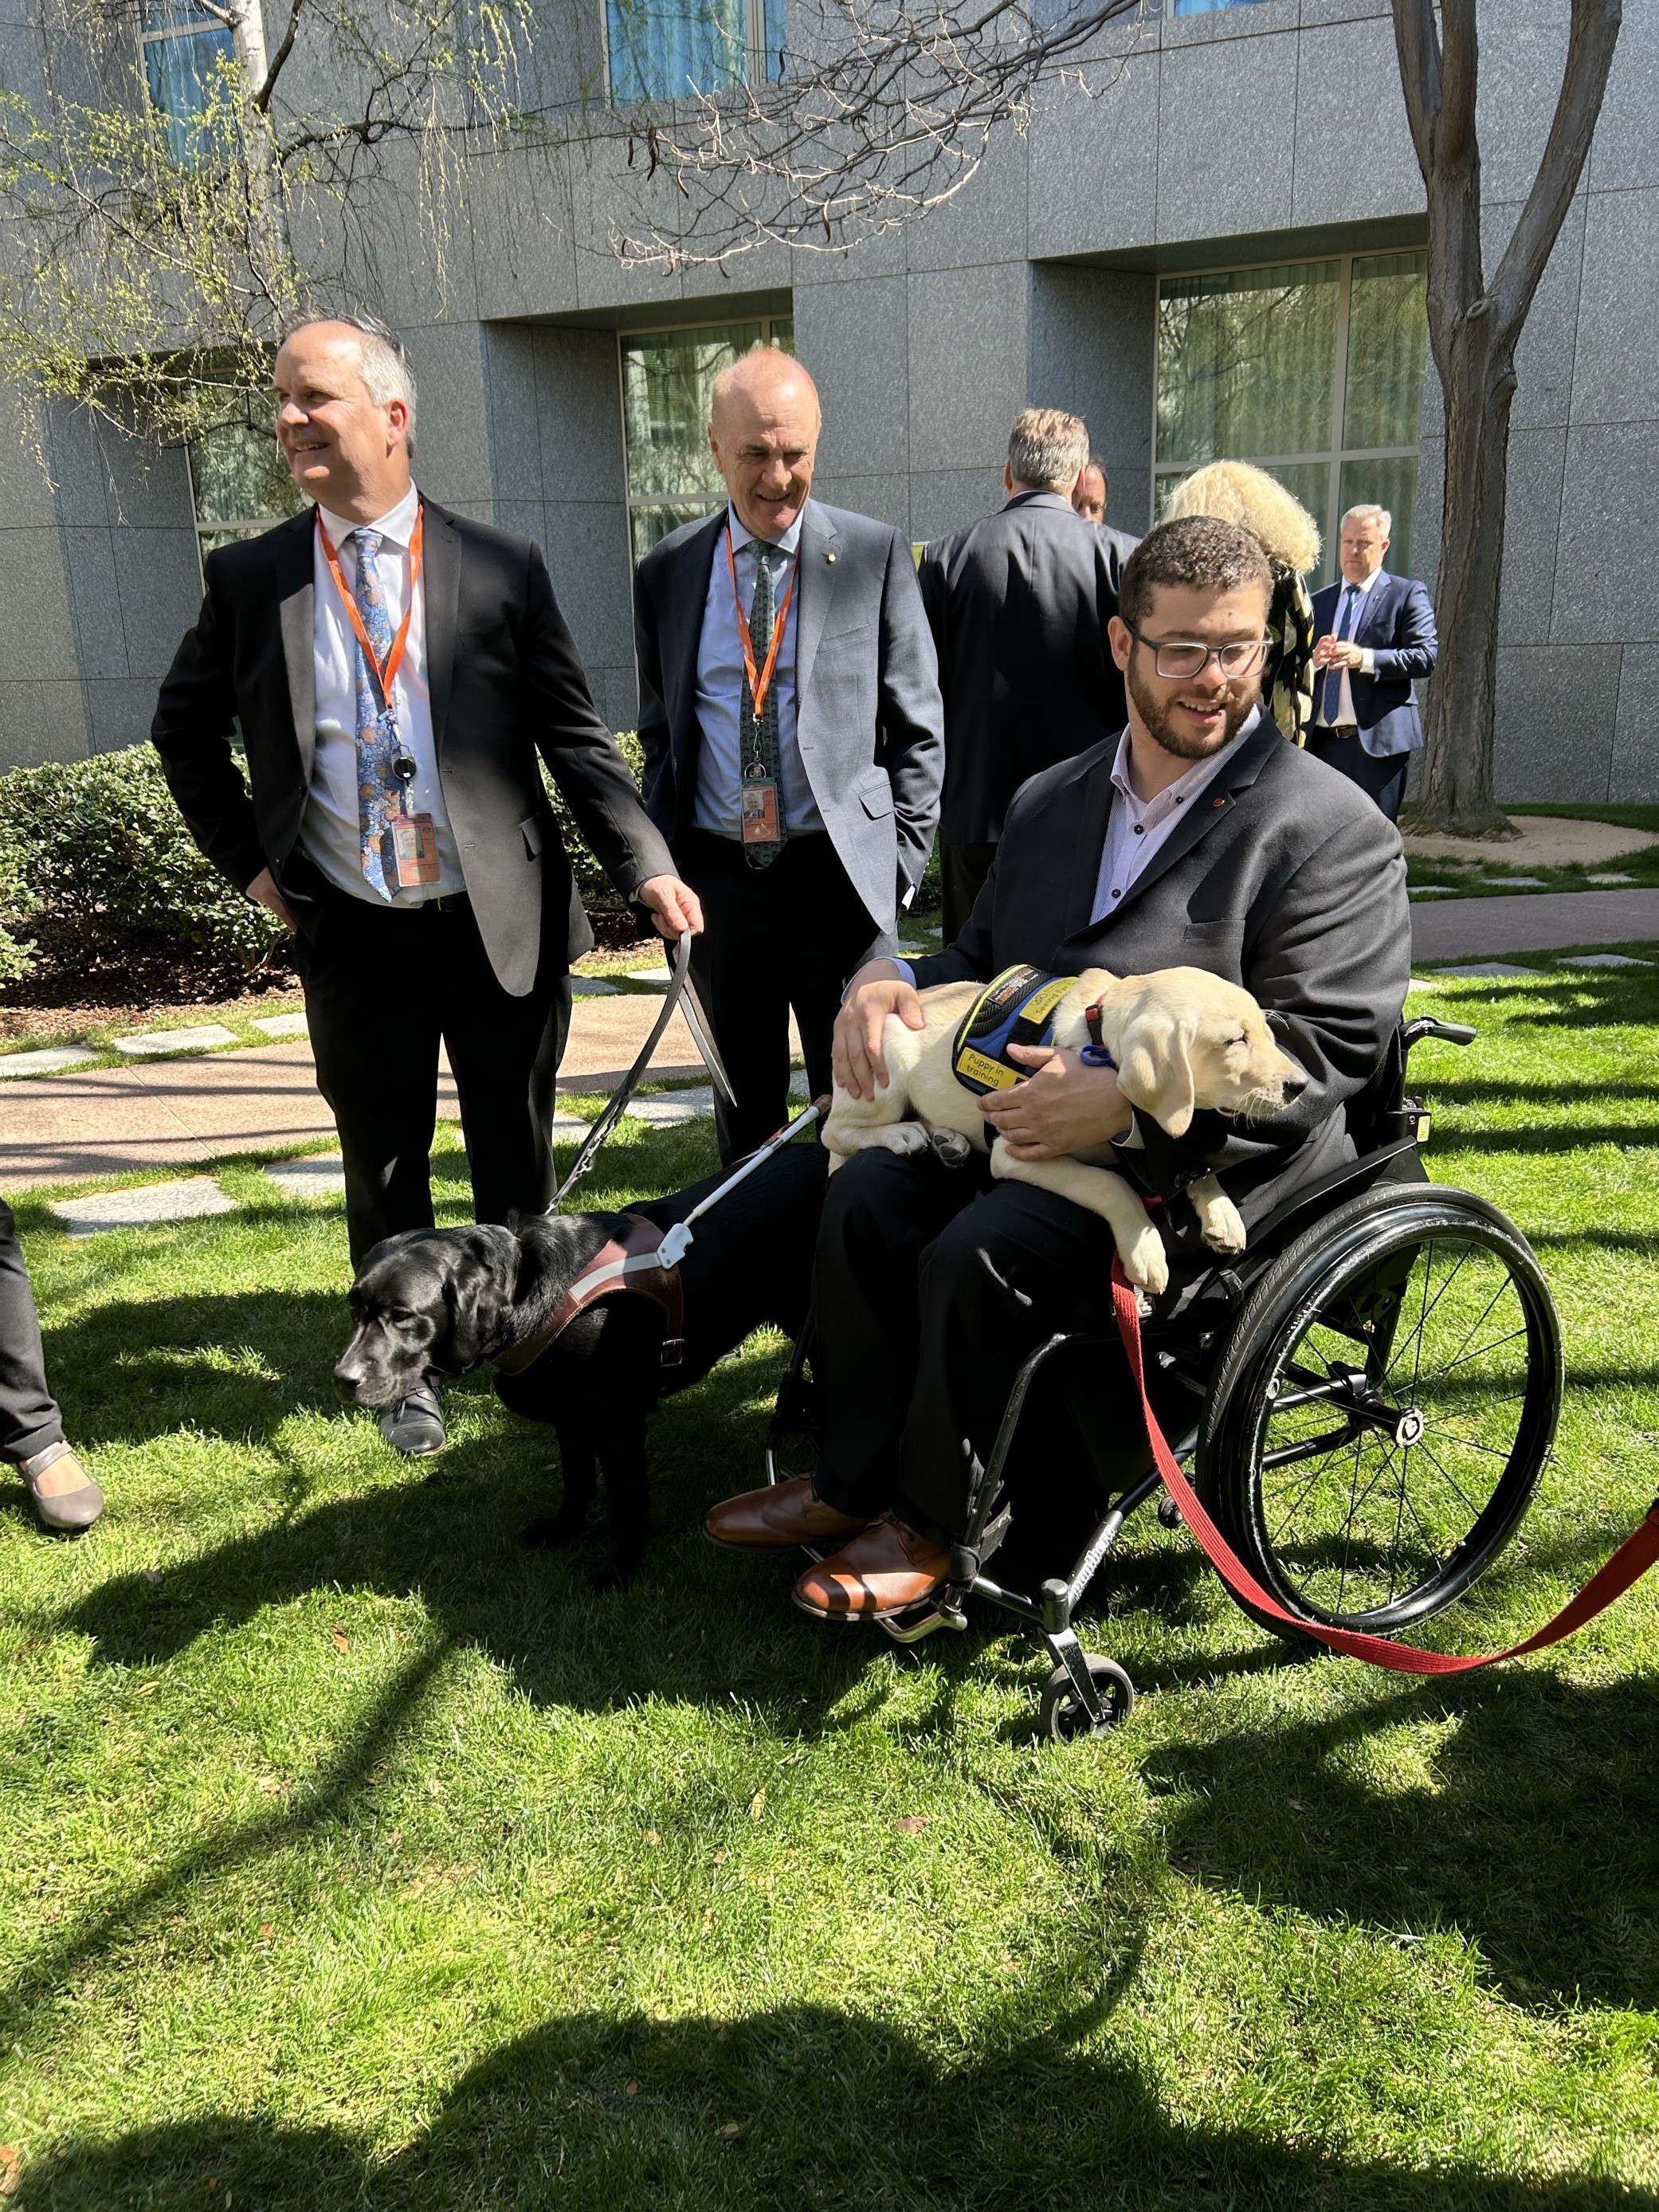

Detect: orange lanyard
[318,504,425,713]
[725,526,798,726]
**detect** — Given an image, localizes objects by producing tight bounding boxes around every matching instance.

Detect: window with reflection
[1155,251,1429,582]
[619,316,794,561]
[607,0,785,104]
[188,412,304,579]
[139,0,234,164]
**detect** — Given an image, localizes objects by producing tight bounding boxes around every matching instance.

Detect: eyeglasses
[1125,629,1271,681]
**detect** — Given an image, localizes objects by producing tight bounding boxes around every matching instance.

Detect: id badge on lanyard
[727,528,796,847]
[321,508,438,889]
[385,751,441,888]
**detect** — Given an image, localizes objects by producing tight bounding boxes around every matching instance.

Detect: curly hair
[1119,516,1273,631]
[1164,460,1322,576]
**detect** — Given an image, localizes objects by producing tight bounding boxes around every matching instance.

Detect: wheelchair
[764,1016,1565,1740]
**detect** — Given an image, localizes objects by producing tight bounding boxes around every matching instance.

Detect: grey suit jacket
[912,717,1410,1222]
[633,498,944,944]
[920,491,1139,845]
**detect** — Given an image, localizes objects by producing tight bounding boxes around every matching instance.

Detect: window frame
[136,0,236,161]
[185,410,306,588]
[1151,247,1426,583]
[615,310,795,563]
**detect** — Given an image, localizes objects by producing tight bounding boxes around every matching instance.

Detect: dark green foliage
[0,746,283,982]
[544,728,649,910]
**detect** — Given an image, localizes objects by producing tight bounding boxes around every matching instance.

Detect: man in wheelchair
[705,516,1412,1622]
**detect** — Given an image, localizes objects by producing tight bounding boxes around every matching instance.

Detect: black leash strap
[554,932,701,1208]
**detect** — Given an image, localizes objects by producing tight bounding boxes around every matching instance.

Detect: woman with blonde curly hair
[1164,461,1320,743]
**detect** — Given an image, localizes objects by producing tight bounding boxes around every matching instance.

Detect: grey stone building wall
[2,0,1655,798]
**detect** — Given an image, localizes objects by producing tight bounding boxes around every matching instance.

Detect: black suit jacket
[912,717,1410,1221]
[918,491,1139,845]
[151,499,674,997]
[633,498,943,947]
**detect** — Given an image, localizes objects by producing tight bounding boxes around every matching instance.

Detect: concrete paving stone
[1410,887,1460,898]
[52,1178,240,1237]
[1432,963,1535,979]
[1588,873,1637,884]
[251,1010,309,1037]
[0,1045,96,1078]
[895,942,925,955]
[626,965,674,987]
[626,1087,714,1128]
[551,1111,592,1134]
[571,977,620,995]
[262,1153,347,1199]
[1559,952,1653,968]
[1410,888,1659,959]
[115,1024,237,1057]
[1484,876,1548,888]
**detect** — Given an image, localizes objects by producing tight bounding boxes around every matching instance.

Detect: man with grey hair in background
[153,314,701,1457]
[1308,502,1437,822]
[919,406,1140,939]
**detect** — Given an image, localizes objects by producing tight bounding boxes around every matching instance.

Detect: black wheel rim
[1239,1216,1559,1633]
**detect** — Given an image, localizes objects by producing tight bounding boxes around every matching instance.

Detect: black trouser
[942,841,998,944]
[810,1147,1163,1542]
[674,828,877,1165]
[1307,728,1410,823]
[299,887,572,1266]
[0,1199,64,1465]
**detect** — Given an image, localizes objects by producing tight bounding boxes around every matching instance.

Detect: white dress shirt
[692,502,825,838]
[300,481,464,904]
[1089,708,1261,923]
[1314,566,1382,728]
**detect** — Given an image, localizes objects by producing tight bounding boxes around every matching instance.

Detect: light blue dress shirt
[692,502,825,838]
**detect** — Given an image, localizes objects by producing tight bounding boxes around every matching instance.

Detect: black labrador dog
[335,1139,827,1590]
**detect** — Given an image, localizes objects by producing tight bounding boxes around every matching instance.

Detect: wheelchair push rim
[1203,1189,1563,1637]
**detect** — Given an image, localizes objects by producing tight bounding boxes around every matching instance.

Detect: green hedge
[0,735,657,989]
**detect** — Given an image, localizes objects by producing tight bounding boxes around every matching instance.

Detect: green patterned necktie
[741,543,787,869]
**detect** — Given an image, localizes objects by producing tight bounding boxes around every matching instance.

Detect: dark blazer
[1310,571,1437,758]
[919,491,1139,845]
[633,498,943,946]
[912,716,1410,1222]
[151,499,674,998]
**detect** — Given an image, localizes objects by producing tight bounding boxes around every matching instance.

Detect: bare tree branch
[1489,0,1621,343]
[1390,0,1441,176]
[1438,0,1478,172]
[253,0,308,112]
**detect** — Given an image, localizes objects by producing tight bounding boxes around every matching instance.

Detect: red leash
[1109,1260,1659,1675]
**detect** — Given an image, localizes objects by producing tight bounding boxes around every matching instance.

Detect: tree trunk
[1416,312,1518,835]
[229,2,293,297]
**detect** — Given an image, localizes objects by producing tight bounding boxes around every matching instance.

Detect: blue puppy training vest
[951,964,1119,1095]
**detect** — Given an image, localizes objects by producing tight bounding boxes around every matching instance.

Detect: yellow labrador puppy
[822,966,1305,1296]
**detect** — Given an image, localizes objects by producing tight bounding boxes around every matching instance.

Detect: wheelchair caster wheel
[1157,1496,1184,1531]
[1040,1656,1135,1743]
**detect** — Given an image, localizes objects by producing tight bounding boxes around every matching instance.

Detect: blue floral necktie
[349,528,403,900]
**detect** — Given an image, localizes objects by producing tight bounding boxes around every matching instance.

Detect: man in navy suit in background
[1308,503,1437,822]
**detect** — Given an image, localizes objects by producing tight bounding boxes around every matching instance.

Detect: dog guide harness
[951,964,1117,1094]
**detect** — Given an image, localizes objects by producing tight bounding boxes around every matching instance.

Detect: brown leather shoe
[793,1514,951,1621]
[704,1476,869,1551]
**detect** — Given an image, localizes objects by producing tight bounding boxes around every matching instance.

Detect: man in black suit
[703,517,1409,1610]
[633,345,943,1163]
[153,315,700,1455]
[1308,503,1438,822]
[919,408,1139,941]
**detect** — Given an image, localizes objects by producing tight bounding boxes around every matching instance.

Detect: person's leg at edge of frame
[702,1145,983,1553]
[794,1178,1124,1620]
[0,1198,103,1533]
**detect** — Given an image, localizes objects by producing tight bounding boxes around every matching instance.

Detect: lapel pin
[826,550,837,563]
[1213,796,1226,808]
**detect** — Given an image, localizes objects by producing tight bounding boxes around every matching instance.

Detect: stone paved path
[5,891,1655,1197]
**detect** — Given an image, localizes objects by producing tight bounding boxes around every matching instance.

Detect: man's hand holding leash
[980,1043,1132,1161]
[638,876,704,939]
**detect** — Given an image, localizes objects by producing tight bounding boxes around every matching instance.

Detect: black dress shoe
[379,1379,446,1457]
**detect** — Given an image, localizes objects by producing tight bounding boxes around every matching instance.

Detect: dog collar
[1081,999,1116,1070]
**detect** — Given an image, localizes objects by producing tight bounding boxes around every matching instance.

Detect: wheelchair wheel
[1040,1656,1135,1742]
[1198,1184,1561,1641]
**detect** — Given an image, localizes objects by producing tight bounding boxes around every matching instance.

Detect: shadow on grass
[22,1999,1653,2211]
[1145,1669,1659,2016]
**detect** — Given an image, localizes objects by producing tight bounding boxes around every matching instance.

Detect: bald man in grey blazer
[634,347,944,1161]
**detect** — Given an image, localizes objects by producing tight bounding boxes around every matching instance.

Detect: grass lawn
[3,967,1657,2209]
